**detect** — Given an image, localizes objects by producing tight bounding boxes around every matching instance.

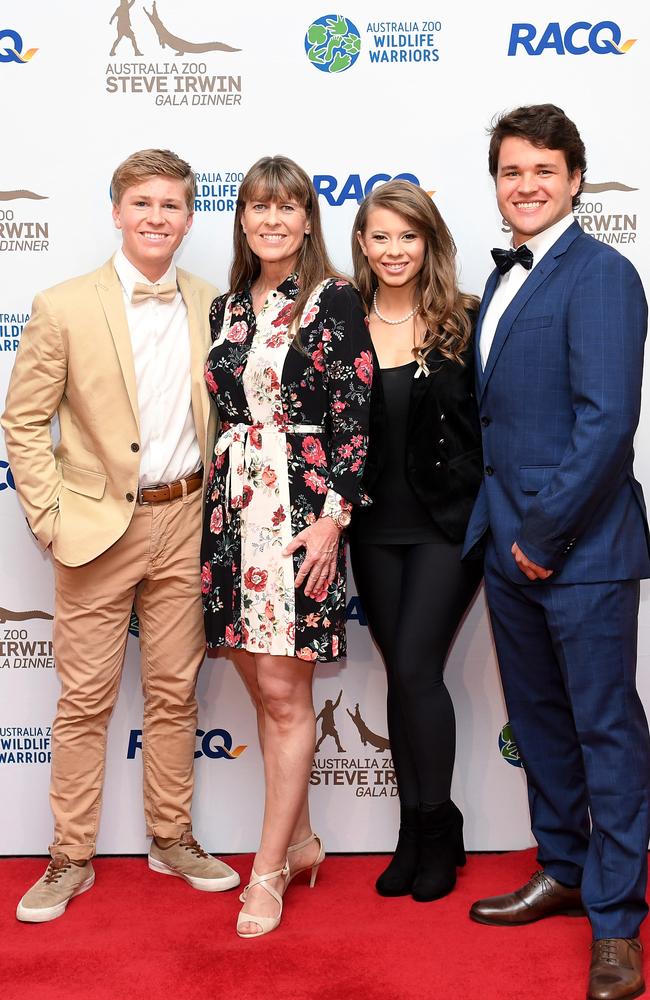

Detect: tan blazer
[1,258,217,567]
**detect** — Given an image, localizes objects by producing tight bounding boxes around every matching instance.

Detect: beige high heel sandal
[286,833,326,888]
[236,861,289,939]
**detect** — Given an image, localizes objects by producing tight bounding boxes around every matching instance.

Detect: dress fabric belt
[215,421,325,513]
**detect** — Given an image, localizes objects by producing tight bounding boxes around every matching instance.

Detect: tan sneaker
[16,854,95,922]
[148,832,240,892]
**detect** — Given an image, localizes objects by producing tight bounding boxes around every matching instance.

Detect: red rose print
[297,646,318,661]
[337,443,353,459]
[261,465,277,488]
[302,436,327,467]
[301,304,318,327]
[227,321,248,343]
[303,469,328,494]
[215,452,226,469]
[271,303,294,328]
[210,507,223,535]
[225,624,241,646]
[286,621,296,643]
[271,505,286,526]
[354,350,373,385]
[204,366,218,394]
[264,600,275,621]
[311,343,325,373]
[242,485,253,508]
[249,427,262,449]
[201,563,212,594]
[244,566,268,592]
[331,400,346,413]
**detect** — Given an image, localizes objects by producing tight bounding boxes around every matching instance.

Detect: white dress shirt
[480,212,575,370]
[113,249,201,486]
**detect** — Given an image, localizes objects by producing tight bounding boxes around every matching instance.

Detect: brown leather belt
[137,469,203,505]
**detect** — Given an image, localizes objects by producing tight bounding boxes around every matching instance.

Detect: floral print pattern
[201,275,373,662]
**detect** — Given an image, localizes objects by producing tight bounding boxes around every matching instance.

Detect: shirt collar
[113,247,177,300]
[513,212,575,265]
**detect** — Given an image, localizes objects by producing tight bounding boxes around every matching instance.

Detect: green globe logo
[305,14,361,73]
[498,722,524,768]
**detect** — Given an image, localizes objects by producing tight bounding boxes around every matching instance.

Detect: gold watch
[331,508,352,530]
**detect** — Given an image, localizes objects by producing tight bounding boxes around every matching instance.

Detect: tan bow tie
[131,281,177,305]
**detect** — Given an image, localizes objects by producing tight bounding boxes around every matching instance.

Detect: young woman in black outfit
[349,180,483,902]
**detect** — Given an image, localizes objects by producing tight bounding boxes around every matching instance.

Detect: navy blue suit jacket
[463,220,650,584]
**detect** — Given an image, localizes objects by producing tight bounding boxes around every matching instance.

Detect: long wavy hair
[229,156,344,342]
[352,180,478,366]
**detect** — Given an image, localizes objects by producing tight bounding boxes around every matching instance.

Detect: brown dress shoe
[470,869,585,925]
[588,938,644,1000]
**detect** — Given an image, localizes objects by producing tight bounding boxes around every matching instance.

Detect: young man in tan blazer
[2,149,238,922]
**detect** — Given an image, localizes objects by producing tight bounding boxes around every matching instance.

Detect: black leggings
[349,540,482,808]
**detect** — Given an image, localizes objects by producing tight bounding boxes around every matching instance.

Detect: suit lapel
[177,269,209,465]
[479,222,583,398]
[476,270,499,392]
[95,259,139,427]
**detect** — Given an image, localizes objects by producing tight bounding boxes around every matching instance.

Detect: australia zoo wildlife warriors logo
[311,690,397,798]
[106,0,243,107]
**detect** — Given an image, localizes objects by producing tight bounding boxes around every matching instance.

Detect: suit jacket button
[126,492,135,502]
[438,438,445,446]
[435,461,442,468]
[440,413,446,422]
[485,465,494,476]
[131,442,140,452]
[481,417,491,427]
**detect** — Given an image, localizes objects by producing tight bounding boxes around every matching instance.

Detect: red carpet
[1,849,643,1000]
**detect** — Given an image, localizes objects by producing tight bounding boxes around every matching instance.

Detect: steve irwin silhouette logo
[106,1,242,106]
[311,691,396,798]
[109,0,240,57]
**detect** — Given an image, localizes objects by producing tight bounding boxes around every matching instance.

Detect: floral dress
[201,275,373,662]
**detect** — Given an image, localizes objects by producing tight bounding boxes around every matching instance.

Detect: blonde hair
[230,155,344,342]
[352,180,477,365]
[110,149,196,211]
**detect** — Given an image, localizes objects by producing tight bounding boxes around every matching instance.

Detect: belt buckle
[137,481,164,505]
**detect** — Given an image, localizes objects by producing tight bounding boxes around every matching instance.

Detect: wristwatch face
[337,509,352,529]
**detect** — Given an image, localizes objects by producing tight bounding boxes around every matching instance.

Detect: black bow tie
[491,245,534,275]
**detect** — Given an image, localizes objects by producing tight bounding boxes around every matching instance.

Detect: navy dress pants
[485,541,650,939]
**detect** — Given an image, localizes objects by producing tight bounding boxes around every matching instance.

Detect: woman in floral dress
[201,156,373,937]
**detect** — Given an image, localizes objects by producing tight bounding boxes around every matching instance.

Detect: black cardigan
[360,329,483,545]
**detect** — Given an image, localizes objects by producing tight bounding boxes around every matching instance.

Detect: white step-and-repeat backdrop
[1,2,649,855]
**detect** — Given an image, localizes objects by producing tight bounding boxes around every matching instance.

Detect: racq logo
[314,171,420,207]
[0,29,38,64]
[508,21,636,56]
[127,727,247,760]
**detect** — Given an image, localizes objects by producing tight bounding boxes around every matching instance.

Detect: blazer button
[438,437,445,446]
[440,413,446,422]
[485,465,494,476]
[481,417,491,427]
[126,492,135,502]
[131,442,140,452]
[435,461,442,468]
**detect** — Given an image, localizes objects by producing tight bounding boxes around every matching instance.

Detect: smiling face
[356,206,426,293]
[112,175,193,282]
[241,192,310,276]
[496,135,581,247]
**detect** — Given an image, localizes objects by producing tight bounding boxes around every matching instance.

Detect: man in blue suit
[464,104,650,1000]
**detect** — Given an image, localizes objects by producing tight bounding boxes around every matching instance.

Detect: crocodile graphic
[0,607,53,623]
[0,190,47,201]
[582,181,638,194]
[143,2,240,55]
[347,703,390,753]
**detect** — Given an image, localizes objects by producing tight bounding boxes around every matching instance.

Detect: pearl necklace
[372,290,418,325]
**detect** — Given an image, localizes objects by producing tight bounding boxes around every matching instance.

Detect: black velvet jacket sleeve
[362,319,483,544]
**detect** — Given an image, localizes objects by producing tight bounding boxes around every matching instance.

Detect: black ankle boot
[411,800,466,903]
[375,807,420,897]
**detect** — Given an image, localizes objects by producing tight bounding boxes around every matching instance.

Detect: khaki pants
[49,489,204,860]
